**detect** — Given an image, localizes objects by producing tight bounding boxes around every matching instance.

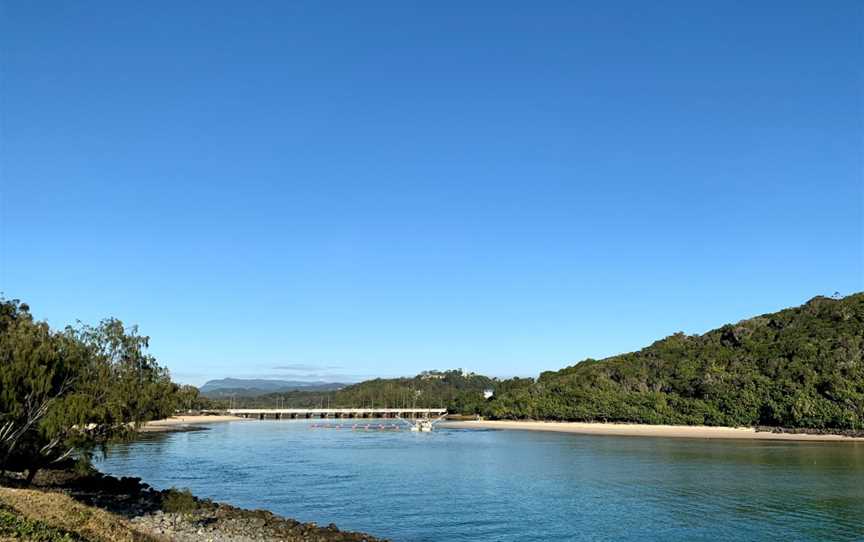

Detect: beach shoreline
[142,415,864,442]
[440,419,864,442]
[140,415,245,433]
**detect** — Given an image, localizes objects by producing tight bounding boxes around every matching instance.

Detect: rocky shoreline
[1,469,386,542]
[755,425,864,438]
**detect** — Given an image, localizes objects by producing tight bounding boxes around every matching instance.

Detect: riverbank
[140,414,245,433]
[0,468,385,541]
[440,420,864,441]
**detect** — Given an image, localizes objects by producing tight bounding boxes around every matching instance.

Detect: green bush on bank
[161,488,198,514]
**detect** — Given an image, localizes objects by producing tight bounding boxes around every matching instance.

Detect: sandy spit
[439,420,864,442]
[140,415,245,433]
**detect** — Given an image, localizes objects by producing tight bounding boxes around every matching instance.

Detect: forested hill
[232,370,496,412]
[483,294,864,429]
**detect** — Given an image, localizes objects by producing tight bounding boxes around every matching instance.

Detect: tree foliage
[0,299,178,479]
[174,384,214,411]
[482,294,864,429]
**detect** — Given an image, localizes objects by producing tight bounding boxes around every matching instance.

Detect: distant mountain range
[199,378,346,398]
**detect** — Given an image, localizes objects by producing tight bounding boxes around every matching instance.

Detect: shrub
[162,488,198,514]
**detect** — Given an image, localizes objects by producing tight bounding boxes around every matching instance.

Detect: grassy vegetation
[0,503,83,541]
[0,488,157,542]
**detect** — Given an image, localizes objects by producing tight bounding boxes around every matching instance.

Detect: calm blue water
[97,420,864,541]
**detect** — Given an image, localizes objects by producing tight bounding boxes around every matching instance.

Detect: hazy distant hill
[199,378,345,398]
[484,293,864,430]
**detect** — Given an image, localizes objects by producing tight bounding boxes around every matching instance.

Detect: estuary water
[98,420,864,542]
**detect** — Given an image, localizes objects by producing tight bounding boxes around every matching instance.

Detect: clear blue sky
[1,1,861,385]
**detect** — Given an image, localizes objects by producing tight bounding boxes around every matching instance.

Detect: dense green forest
[482,294,864,429]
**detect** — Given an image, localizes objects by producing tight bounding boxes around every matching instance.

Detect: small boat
[399,414,446,432]
[410,419,434,432]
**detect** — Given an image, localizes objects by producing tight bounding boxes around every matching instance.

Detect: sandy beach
[140,415,244,433]
[440,420,864,442]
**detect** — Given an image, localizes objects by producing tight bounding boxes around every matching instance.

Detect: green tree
[0,298,177,482]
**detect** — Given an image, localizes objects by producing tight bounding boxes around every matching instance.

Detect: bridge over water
[227,408,447,420]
